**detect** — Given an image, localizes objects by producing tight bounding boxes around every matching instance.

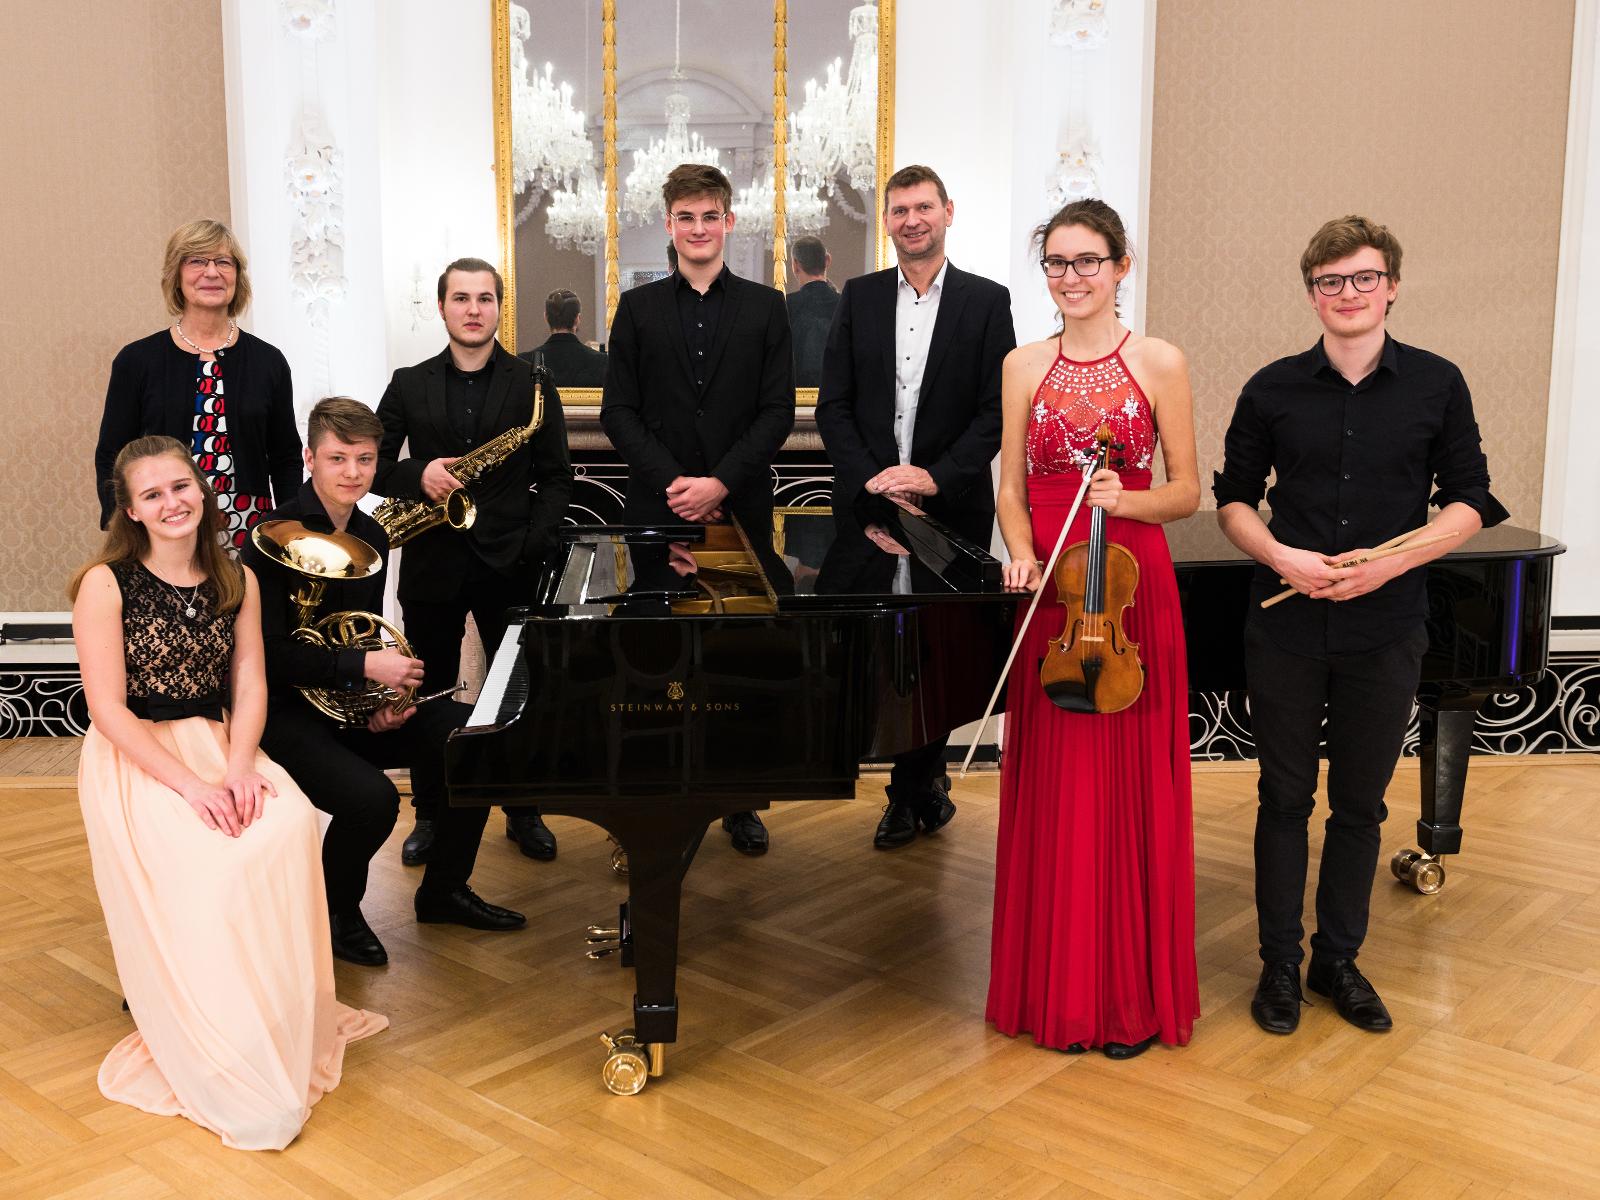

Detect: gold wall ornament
[876,0,895,270]
[493,0,518,349]
[603,0,618,329]
[772,0,788,292]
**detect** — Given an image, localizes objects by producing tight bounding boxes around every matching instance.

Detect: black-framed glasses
[1040,254,1114,279]
[1310,269,1388,296]
[184,255,237,273]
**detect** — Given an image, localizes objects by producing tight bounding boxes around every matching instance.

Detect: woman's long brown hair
[68,436,246,612]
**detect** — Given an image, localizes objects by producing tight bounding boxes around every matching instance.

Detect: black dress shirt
[239,480,390,715]
[1213,335,1508,655]
[675,265,728,391]
[445,359,494,446]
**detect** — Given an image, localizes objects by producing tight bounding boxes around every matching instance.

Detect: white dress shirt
[891,259,948,592]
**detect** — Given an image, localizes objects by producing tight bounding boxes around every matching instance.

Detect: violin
[1039,424,1144,713]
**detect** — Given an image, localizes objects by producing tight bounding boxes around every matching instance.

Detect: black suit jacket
[373,344,573,605]
[519,332,608,388]
[787,279,839,387]
[815,262,1015,581]
[600,269,794,529]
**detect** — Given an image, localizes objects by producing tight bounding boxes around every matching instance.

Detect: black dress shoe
[415,885,527,931]
[330,909,388,967]
[505,810,558,861]
[401,817,435,866]
[722,811,768,855]
[914,776,957,834]
[1251,960,1305,1034]
[1307,957,1393,1032]
[1102,1034,1158,1060]
[873,796,918,849]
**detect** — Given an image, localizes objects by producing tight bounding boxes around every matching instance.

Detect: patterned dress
[986,332,1201,1050]
[75,560,385,1149]
[192,357,272,549]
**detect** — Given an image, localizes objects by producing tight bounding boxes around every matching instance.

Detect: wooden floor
[1,748,1597,1199]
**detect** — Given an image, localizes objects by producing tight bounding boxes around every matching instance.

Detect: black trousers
[260,699,490,914]
[1245,620,1427,964]
[890,736,950,797]
[402,558,532,823]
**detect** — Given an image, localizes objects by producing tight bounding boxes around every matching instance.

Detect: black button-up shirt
[674,264,728,392]
[1213,335,1508,655]
[445,359,495,446]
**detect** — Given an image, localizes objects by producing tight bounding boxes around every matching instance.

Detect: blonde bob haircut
[160,219,252,318]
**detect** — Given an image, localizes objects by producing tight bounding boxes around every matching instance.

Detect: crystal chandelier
[509,3,595,215]
[546,168,607,255]
[621,0,720,226]
[733,173,829,242]
[788,2,878,199]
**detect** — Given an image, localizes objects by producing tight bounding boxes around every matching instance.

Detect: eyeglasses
[670,211,727,230]
[1040,254,1114,279]
[1310,269,1388,296]
[184,255,237,273]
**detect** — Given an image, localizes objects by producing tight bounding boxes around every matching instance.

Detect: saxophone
[375,364,547,547]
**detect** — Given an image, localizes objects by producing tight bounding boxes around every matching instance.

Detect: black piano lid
[1165,512,1564,567]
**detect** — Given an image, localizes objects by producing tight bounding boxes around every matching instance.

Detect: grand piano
[447,504,1561,1093]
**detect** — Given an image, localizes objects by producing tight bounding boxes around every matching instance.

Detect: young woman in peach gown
[70,435,385,1151]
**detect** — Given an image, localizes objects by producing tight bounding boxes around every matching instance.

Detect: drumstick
[958,463,1097,777]
[1260,531,1458,609]
[1272,523,1435,586]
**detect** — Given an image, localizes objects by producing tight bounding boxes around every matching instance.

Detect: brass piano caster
[1391,848,1447,895]
[608,836,629,877]
[586,925,620,960]
[598,1029,664,1096]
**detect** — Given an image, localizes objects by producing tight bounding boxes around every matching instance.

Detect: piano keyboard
[466,625,529,729]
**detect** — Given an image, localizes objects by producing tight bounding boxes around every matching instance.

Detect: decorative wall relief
[1046,0,1109,210]
[1050,0,1109,49]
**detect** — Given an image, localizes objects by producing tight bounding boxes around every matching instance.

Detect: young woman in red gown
[987,199,1202,1058]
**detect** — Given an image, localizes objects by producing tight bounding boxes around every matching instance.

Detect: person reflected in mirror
[242,399,531,969]
[1215,217,1506,1038]
[787,236,839,387]
[814,163,1016,850]
[95,219,301,547]
[70,434,386,1148]
[520,288,608,388]
[373,258,573,866]
[989,198,1202,1061]
[601,162,795,856]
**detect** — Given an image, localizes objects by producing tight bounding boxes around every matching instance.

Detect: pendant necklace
[152,571,202,619]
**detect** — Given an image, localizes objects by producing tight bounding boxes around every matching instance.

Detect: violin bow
[958,461,1097,778]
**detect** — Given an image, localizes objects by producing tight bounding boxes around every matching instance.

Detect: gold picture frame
[492,0,896,408]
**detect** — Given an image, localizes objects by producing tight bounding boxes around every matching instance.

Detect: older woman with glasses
[95,219,301,548]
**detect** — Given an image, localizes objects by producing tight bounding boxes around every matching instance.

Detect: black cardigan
[95,328,302,527]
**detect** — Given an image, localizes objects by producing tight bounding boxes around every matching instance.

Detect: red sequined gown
[986,333,1200,1050]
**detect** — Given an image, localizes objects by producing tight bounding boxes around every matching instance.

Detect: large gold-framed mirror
[493,0,895,407]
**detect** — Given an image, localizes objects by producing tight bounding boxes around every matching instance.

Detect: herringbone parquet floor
[0,745,1596,1199]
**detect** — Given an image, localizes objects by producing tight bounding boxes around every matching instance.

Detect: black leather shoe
[506,810,558,861]
[1251,960,1305,1034]
[1307,957,1393,1032]
[1102,1034,1158,1060]
[914,775,957,834]
[330,909,388,967]
[401,818,435,866]
[415,885,527,931]
[722,811,768,855]
[873,793,919,849]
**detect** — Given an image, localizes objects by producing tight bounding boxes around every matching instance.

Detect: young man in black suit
[815,163,1016,849]
[600,162,796,855]
[246,398,527,967]
[519,288,609,388]
[787,235,839,387]
[374,257,574,866]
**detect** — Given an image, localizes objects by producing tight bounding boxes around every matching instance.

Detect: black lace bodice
[109,560,235,701]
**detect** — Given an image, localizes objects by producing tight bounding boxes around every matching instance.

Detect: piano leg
[1390,689,1486,894]
[582,800,749,1095]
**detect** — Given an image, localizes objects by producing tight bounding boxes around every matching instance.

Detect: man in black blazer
[815,163,1016,850]
[600,162,795,854]
[374,257,574,866]
[519,288,609,388]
